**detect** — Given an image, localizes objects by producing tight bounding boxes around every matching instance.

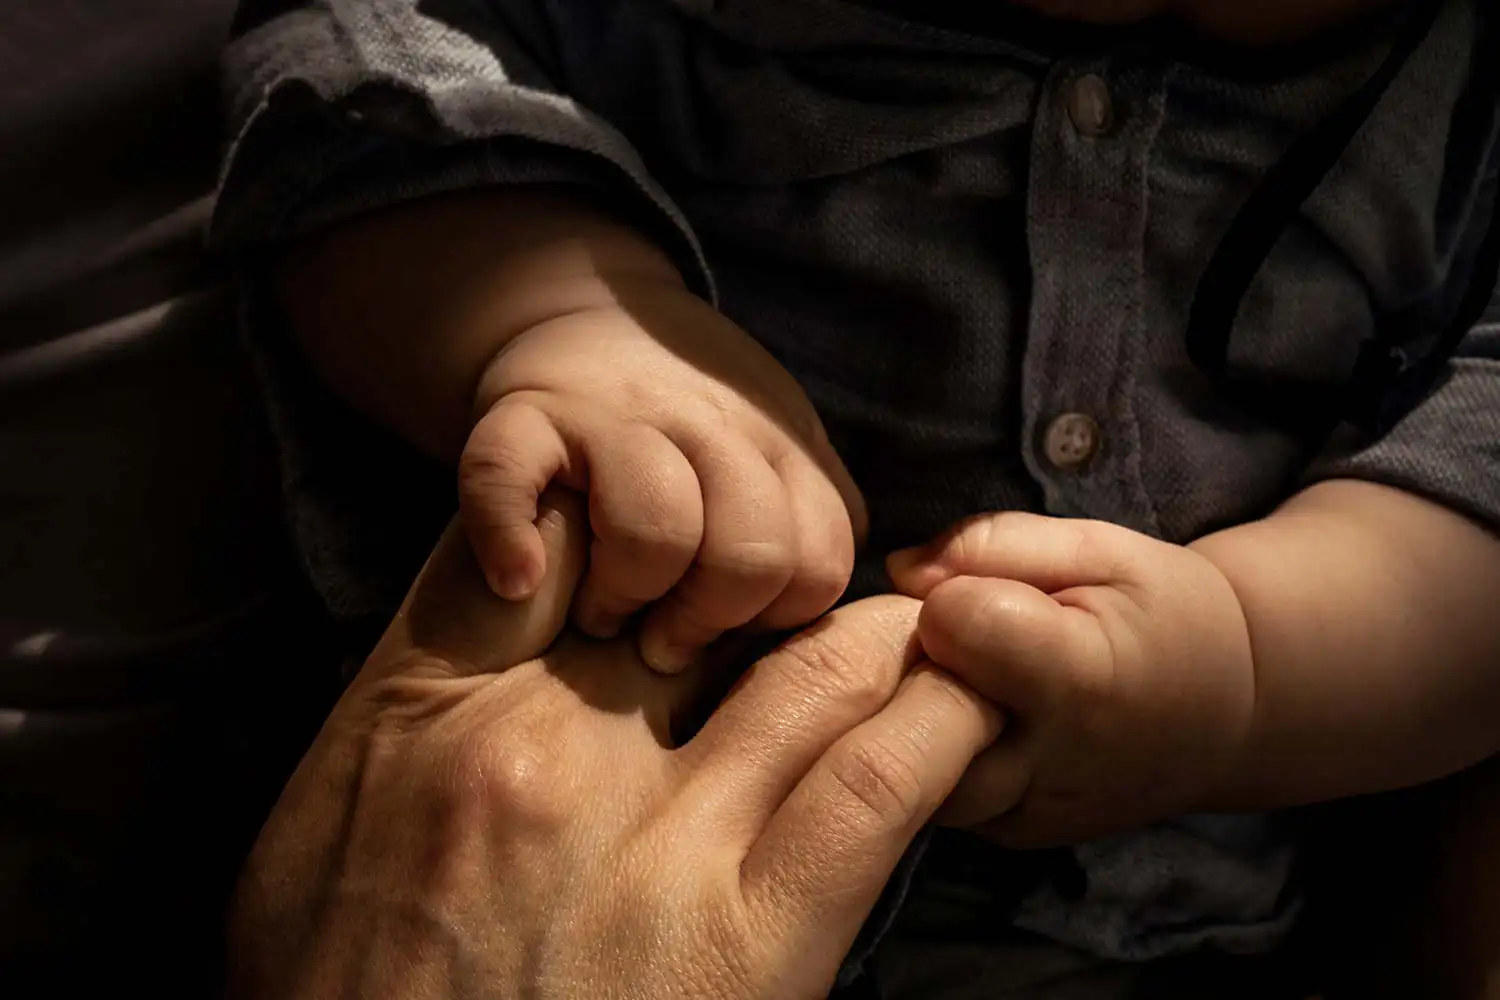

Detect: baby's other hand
[459,286,865,673]
[888,513,1257,848]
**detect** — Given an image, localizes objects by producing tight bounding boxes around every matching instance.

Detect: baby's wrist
[1176,541,1265,813]
[467,272,703,425]
[276,184,687,462]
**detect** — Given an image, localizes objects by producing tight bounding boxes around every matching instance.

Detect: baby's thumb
[889,512,1118,598]
[458,399,573,600]
[917,575,1099,715]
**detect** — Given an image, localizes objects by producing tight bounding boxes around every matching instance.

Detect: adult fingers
[235,491,593,983]
[740,665,1001,968]
[679,596,924,839]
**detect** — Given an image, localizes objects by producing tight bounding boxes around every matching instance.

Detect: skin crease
[1007,0,1405,43]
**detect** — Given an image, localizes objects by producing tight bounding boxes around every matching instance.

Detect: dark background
[0,2,336,995]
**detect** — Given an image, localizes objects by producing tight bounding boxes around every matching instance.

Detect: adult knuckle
[922,668,982,720]
[455,729,570,829]
[829,738,926,825]
[776,629,891,718]
[355,664,464,729]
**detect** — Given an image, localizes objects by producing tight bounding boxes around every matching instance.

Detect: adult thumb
[370,489,589,680]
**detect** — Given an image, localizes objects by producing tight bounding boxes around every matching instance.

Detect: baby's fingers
[571,425,704,639]
[754,453,857,630]
[639,440,797,673]
[458,398,576,601]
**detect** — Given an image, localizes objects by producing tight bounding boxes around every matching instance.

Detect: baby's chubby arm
[1191,479,1500,810]
[276,188,865,670]
[886,480,1500,847]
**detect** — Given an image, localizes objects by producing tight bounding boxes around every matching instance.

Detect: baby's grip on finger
[459,400,573,601]
[932,740,1031,834]
[385,490,591,683]
[679,596,924,843]
[918,576,1102,715]
[740,665,1001,958]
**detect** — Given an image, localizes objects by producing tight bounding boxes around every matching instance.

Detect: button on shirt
[1043,413,1102,470]
[214,0,1498,969]
[1067,73,1115,137]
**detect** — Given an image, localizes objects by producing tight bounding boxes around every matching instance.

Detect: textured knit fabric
[212,0,1500,978]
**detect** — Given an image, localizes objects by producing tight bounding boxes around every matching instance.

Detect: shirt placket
[1021,59,1168,537]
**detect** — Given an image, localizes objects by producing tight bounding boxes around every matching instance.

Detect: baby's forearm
[275,188,684,461]
[1190,479,1500,811]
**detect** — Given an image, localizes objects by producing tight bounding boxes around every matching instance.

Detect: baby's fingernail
[886,547,926,577]
[574,608,624,639]
[641,637,693,675]
[887,548,952,595]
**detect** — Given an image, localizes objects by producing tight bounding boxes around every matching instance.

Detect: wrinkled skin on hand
[227,495,999,1000]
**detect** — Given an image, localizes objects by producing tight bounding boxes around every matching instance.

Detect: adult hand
[226,493,999,1000]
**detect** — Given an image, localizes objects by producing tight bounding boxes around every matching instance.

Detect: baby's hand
[459,287,865,673]
[888,513,1257,848]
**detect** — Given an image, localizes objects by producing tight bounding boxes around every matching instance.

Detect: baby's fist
[888,512,1257,847]
[459,290,866,672]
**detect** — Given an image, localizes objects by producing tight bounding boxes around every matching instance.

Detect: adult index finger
[675,596,925,845]
[739,665,1002,977]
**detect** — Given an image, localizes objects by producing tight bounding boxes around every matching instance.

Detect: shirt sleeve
[1308,158,1500,529]
[208,0,719,633]
[210,0,712,298]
